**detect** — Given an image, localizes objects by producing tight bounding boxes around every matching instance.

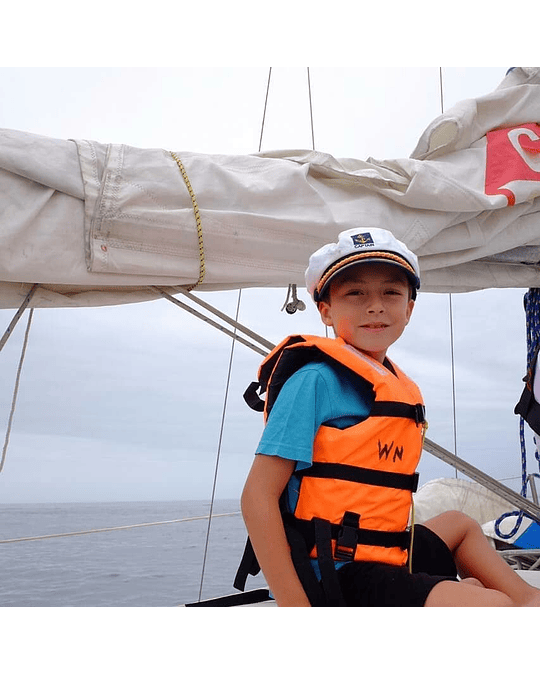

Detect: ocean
[0,499,264,607]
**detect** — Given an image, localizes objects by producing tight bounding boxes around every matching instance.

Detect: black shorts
[336,524,459,607]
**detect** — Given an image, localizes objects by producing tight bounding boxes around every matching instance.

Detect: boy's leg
[423,510,540,606]
[424,579,514,606]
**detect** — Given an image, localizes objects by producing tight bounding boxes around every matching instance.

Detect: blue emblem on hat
[351,232,374,247]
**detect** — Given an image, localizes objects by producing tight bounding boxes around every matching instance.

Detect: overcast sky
[0,67,537,505]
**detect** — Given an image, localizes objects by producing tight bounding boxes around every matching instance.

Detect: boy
[240,227,540,606]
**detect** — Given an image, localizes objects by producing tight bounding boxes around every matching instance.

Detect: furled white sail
[1,67,540,309]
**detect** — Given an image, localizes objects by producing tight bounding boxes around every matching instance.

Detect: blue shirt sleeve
[256,361,373,471]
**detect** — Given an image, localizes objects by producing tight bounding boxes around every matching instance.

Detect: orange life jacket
[244,334,426,567]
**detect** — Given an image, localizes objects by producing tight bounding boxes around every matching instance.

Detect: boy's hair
[305,227,420,303]
[317,262,415,306]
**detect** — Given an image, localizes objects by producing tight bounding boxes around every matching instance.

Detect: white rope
[1,307,35,474]
[0,511,241,544]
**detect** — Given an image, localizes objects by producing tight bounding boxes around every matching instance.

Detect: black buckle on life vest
[415,403,425,425]
[334,511,360,562]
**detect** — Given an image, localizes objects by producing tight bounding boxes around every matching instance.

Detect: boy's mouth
[361,323,388,332]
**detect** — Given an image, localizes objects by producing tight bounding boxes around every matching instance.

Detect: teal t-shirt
[256,360,374,512]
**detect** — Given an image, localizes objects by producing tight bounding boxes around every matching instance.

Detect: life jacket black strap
[299,461,419,493]
[293,515,411,552]
[233,514,410,606]
[296,512,409,606]
[334,511,361,561]
[371,401,425,424]
[233,537,261,591]
[313,517,346,606]
[282,513,326,606]
[330,521,410,550]
[233,519,327,606]
[243,381,266,412]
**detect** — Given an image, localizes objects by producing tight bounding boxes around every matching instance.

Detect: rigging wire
[439,67,445,119]
[439,67,459,479]
[0,284,39,353]
[197,67,275,601]
[307,67,316,152]
[448,295,459,479]
[304,66,329,337]
[151,287,272,356]
[281,68,315,318]
[1,307,35,474]
[197,289,243,601]
[0,511,241,545]
[258,68,272,153]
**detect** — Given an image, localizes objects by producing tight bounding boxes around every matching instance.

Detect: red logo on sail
[485,122,540,206]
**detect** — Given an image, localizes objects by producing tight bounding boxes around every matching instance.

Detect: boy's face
[318,262,415,363]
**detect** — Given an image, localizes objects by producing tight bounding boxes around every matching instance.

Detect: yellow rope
[408,502,416,573]
[170,151,205,291]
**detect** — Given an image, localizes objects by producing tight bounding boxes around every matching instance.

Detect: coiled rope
[495,287,540,538]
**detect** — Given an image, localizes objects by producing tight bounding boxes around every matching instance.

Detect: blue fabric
[513,520,540,549]
[255,360,374,582]
[256,361,373,575]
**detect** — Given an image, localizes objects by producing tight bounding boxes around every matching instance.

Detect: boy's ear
[318,301,334,327]
[405,298,415,324]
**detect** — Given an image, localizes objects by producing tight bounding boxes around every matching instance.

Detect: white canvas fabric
[1,67,540,308]
[413,477,515,527]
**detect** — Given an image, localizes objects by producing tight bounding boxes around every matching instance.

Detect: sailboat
[1,67,540,606]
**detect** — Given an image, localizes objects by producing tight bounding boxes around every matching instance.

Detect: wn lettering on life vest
[485,122,540,206]
[378,440,404,462]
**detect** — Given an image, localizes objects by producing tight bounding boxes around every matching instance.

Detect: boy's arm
[241,453,311,607]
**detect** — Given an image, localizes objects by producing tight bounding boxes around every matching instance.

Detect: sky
[1,66,538,509]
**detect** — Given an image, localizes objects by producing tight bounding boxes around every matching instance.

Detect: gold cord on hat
[316,251,417,299]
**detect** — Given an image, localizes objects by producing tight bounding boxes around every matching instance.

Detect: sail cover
[1,67,540,309]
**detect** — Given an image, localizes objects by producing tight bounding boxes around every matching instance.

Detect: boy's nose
[366,297,384,313]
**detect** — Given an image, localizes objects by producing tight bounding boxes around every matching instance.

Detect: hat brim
[315,251,420,302]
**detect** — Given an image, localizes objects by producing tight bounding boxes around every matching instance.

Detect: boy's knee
[425,510,483,552]
[441,510,480,532]
[461,577,484,588]
[425,580,514,607]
